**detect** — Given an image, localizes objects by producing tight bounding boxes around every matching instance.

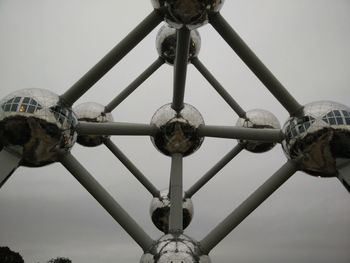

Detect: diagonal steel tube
[172,27,191,112]
[76,122,158,136]
[60,10,163,106]
[0,149,21,189]
[191,57,246,118]
[200,160,299,254]
[198,125,284,142]
[105,57,165,113]
[168,153,184,234]
[103,138,159,197]
[210,13,302,116]
[337,159,350,193]
[185,143,245,198]
[59,152,154,251]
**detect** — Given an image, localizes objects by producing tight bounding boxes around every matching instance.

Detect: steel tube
[59,153,154,251]
[168,153,184,234]
[210,13,302,116]
[185,143,245,198]
[103,138,159,197]
[76,122,158,136]
[191,57,246,118]
[172,27,191,112]
[198,125,284,142]
[0,149,21,189]
[200,160,299,254]
[60,10,163,106]
[105,57,164,112]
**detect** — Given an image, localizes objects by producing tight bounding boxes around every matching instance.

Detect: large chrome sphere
[150,189,194,233]
[282,101,350,177]
[74,102,113,147]
[0,88,77,167]
[151,0,225,29]
[156,24,201,65]
[150,103,204,156]
[140,234,211,263]
[236,109,281,153]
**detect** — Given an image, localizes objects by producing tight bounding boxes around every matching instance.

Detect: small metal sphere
[0,88,77,167]
[236,109,281,153]
[149,189,194,233]
[156,24,201,65]
[74,102,113,147]
[140,234,212,263]
[150,103,204,156]
[151,0,225,29]
[282,101,350,177]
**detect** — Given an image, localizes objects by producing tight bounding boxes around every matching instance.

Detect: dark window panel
[346,118,350,125]
[6,98,14,104]
[4,104,11,111]
[23,97,30,103]
[342,110,350,117]
[10,104,18,112]
[13,97,21,103]
[27,105,36,113]
[336,117,344,125]
[329,118,336,125]
[327,111,334,117]
[334,110,341,116]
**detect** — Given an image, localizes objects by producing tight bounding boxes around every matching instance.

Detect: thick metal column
[59,153,154,251]
[210,13,302,116]
[200,160,298,254]
[0,149,21,189]
[191,57,246,118]
[105,57,164,112]
[172,27,191,112]
[76,122,158,136]
[103,138,159,197]
[198,125,284,142]
[60,10,163,106]
[185,143,245,198]
[168,153,184,234]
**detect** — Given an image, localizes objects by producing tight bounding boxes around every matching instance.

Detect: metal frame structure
[0,2,349,262]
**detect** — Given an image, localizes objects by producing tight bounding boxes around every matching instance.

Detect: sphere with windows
[282,101,350,177]
[0,88,77,167]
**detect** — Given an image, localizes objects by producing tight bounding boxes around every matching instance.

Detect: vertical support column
[168,153,184,234]
[172,27,191,112]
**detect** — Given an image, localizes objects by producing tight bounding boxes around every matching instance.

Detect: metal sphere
[140,234,212,263]
[150,103,204,156]
[236,109,281,153]
[149,189,194,233]
[156,24,201,65]
[151,0,225,29]
[282,101,350,177]
[74,102,113,147]
[0,88,77,167]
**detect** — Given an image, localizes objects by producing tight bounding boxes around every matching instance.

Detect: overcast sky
[0,1,349,263]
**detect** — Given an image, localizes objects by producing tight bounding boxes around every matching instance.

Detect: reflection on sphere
[151,0,225,29]
[0,88,77,167]
[236,109,280,153]
[74,102,113,147]
[282,101,350,177]
[149,189,193,233]
[156,24,201,65]
[150,103,204,156]
[140,234,212,263]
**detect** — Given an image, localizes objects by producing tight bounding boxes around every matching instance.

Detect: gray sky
[0,1,349,262]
